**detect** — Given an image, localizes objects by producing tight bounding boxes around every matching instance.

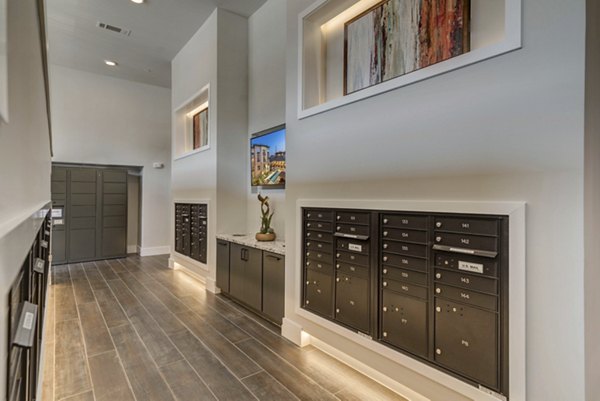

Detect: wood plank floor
[41,255,408,401]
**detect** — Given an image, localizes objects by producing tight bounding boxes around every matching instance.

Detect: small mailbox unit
[174,202,208,264]
[301,207,509,398]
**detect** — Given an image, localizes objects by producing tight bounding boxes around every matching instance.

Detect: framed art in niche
[344,0,471,95]
[192,108,208,150]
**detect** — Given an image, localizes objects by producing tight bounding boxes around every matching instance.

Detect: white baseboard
[139,245,170,256]
[127,245,138,254]
[281,318,310,347]
[205,277,220,294]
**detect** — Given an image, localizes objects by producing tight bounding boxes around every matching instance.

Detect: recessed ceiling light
[104,60,118,67]
[131,0,144,4]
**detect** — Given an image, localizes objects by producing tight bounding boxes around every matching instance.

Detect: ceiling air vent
[96,21,132,37]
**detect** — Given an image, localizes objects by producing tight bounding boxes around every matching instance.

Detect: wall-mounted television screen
[251,124,285,187]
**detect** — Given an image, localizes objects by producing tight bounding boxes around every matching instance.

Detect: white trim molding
[139,245,170,257]
[291,199,526,401]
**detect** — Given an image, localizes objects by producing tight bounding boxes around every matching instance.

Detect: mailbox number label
[348,243,362,252]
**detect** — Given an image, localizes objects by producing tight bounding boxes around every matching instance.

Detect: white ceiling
[46,0,267,88]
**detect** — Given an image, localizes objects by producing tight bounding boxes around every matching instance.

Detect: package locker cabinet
[7,210,51,401]
[301,207,509,397]
[51,165,128,264]
[216,240,230,293]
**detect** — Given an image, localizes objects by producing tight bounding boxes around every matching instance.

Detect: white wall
[171,9,248,281]
[50,65,171,254]
[246,0,287,238]
[284,0,586,400]
[584,0,600,398]
[0,0,52,397]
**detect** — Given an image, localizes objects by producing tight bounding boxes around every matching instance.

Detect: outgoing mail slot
[382,279,428,300]
[381,289,428,358]
[381,228,427,244]
[306,240,333,254]
[335,273,370,333]
[382,253,427,272]
[335,262,369,280]
[435,269,498,294]
[382,266,427,286]
[434,253,498,277]
[382,214,427,230]
[335,223,370,237]
[335,211,370,225]
[336,238,369,254]
[304,209,333,222]
[305,230,333,243]
[305,260,334,275]
[434,217,498,236]
[434,299,499,390]
[434,233,498,254]
[336,250,369,266]
[434,284,498,311]
[382,241,427,258]
[304,270,334,318]
[306,221,333,232]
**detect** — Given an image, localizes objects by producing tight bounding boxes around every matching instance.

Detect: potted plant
[255,193,276,241]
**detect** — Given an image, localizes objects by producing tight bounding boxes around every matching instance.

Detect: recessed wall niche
[298,0,522,118]
[174,85,210,159]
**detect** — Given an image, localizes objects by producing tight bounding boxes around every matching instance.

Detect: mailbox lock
[318,214,323,218]
[307,233,311,237]
[383,218,388,224]
[336,308,340,313]
[383,281,388,287]
[306,262,311,266]
[336,226,341,231]
[336,277,340,282]
[436,306,441,312]
[436,236,442,242]
[383,256,388,262]
[436,273,442,279]
[435,288,442,294]
[336,215,341,220]
[336,253,340,258]
[383,306,388,312]
[383,243,388,249]
[383,268,388,274]
[306,300,310,305]
[383,231,388,237]
[307,213,311,218]
[306,280,310,285]
[307,242,311,247]
[383,332,388,337]
[436,348,442,355]
[436,221,442,228]
[307,223,311,227]
[306,252,311,257]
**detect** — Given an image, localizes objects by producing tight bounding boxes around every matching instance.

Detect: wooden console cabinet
[216,236,285,325]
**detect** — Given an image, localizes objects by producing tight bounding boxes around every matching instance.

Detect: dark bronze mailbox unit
[301,208,509,398]
[175,203,207,264]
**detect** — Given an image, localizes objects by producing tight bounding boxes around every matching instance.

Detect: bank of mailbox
[302,208,508,398]
[175,203,207,264]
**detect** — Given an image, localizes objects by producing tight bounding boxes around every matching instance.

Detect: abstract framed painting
[344,0,471,95]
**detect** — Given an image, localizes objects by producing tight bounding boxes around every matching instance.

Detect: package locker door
[101,170,128,258]
[67,168,98,262]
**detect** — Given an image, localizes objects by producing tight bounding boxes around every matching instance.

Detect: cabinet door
[244,247,263,311]
[216,240,230,293]
[263,252,284,324]
[381,290,428,358]
[434,299,498,390]
[229,243,245,302]
[335,273,369,333]
[304,270,333,318]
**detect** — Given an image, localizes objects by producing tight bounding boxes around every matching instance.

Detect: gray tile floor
[41,255,408,401]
